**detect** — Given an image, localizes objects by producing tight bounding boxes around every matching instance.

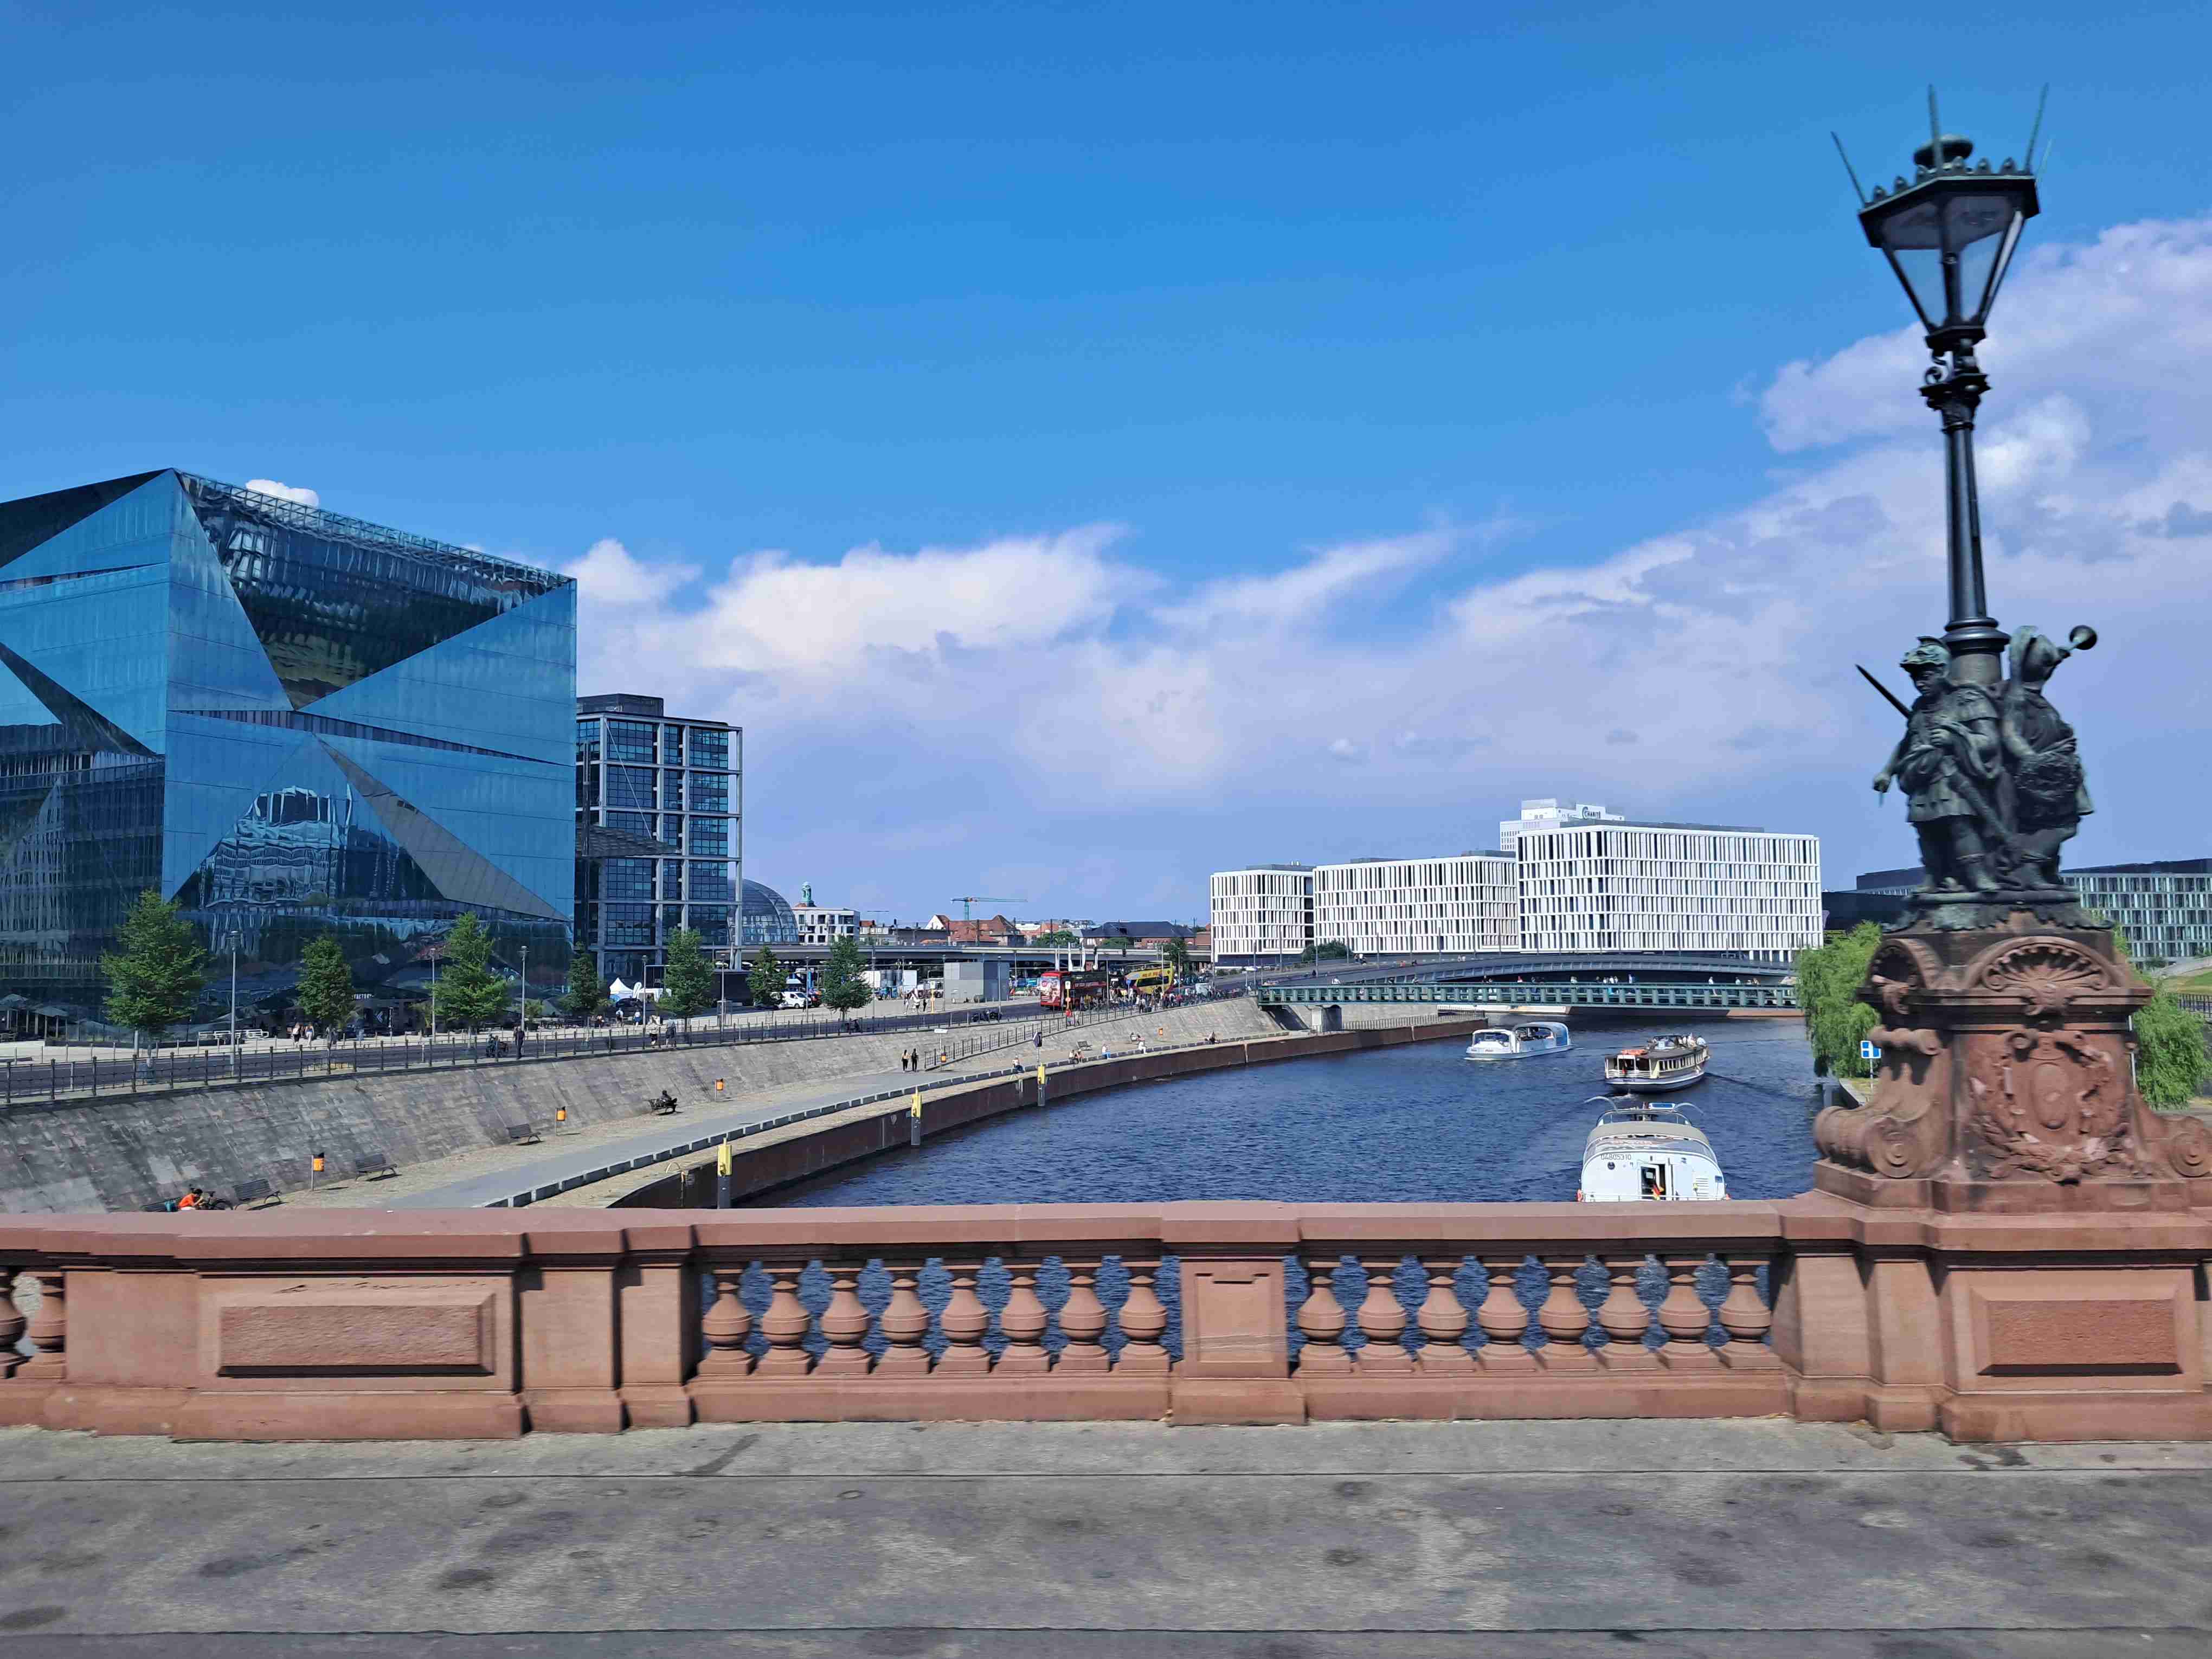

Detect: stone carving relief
[1977,940,2108,1019]
[1963,1027,2134,1184]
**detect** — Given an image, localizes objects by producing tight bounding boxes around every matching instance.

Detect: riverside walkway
[0,1418,2203,1653]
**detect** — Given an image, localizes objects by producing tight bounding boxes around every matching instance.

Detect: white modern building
[1517,820,1823,961]
[1208,865,1314,966]
[792,882,858,946]
[1498,798,1626,856]
[1313,855,1519,957]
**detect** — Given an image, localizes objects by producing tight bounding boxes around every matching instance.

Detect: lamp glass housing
[1862,171,2036,339]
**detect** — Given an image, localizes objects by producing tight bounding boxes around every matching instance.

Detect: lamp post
[1843,89,2042,687]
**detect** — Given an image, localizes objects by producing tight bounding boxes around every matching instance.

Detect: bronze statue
[1997,625,2092,889]
[1873,638,2003,893]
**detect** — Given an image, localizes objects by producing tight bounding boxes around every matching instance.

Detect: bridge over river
[1255,950,1800,1011]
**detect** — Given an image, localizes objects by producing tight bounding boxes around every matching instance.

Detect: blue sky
[5,3,2211,922]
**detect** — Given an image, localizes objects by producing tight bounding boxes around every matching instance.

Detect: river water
[762,1017,1825,1208]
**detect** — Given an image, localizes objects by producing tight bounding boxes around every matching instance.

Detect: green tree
[295,934,356,1045]
[1296,940,1353,965]
[1796,921,1884,1079]
[1031,929,1078,947]
[564,948,606,1021]
[820,933,870,1015]
[429,912,510,1032]
[2101,916,2208,1109]
[100,889,209,1049]
[748,944,783,1008]
[660,928,716,1022]
[1161,936,1194,983]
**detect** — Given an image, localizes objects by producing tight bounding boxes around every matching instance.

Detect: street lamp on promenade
[1842,89,2042,686]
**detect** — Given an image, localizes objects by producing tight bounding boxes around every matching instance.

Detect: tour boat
[1464,1020,1572,1060]
[1602,1033,1709,1092]
[1578,1096,1728,1202]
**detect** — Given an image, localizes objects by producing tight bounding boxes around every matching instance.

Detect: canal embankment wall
[0,998,1287,1215]
[589,1014,1498,1210]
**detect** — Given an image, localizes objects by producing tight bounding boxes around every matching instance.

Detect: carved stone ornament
[1977,941,2109,1019]
[1964,1027,2134,1184]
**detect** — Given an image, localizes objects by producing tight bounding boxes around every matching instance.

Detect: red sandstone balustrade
[1,1198,2207,1443]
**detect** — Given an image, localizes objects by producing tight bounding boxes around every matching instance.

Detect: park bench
[229,1176,278,1208]
[355,1146,397,1180]
[503,1122,541,1146]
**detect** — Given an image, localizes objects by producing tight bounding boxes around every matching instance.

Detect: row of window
[580,717,734,771]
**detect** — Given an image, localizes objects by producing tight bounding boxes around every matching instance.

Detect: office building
[1517,820,1823,961]
[1498,798,1625,856]
[1858,859,2212,963]
[1208,865,1314,966]
[574,692,741,987]
[1313,856,1519,956]
[0,470,575,1013]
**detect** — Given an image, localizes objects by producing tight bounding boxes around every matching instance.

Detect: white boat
[1603,1033,1708,1092]
[1578,1097,1728,1202]
[1464,1020,1571,1060]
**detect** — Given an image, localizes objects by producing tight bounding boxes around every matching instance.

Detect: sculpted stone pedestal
[1807,913,2212,1439]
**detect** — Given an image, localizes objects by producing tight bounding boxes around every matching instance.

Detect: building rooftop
[577,692,736,730]
[1322,851,1512,865]
[1520,819,1777,837]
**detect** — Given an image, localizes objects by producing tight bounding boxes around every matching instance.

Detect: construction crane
[954,896,1026,922]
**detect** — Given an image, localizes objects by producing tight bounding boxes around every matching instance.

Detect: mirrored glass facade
[0,471,576,1013]
[574,693,742,987]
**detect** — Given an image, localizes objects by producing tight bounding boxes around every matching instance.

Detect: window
[607,766,655,810]
[689,816,729,856]
[662,770,684,812]
[691,772,730,812]
[601,860,653,902]
[607,721,655,763]
[689,862,735,903]
[689,728,730,769]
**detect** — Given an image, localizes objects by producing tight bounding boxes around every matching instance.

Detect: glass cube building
[574,693,744,987]
[0,470,576,1014]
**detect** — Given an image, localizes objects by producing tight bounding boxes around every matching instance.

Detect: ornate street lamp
[1840,90,2042,685]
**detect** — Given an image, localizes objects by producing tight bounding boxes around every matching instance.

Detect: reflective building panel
[574,692,742,990]
[0,471,576,1015]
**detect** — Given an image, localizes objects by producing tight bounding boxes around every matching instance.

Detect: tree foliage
[564,948,606,1020]
[1031,929,1078,947]
[430,912,510,1032]
[748,944,783,1008]
[1297,940,1353,964]
[820,933,870,1014]
[2102,916,2208,1109]
[1161,936,1194,982]
[1797,922,1883,1079]
[660,927,716,1020]
[100,889,208,1043]
[295,934,356,1043]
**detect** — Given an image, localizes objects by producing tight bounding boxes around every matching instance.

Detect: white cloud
[242,478,319,507]
[567,213,2212,912]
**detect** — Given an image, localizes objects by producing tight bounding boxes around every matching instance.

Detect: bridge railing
[1261,981,1799,1009]
[5,1198,2193,1441]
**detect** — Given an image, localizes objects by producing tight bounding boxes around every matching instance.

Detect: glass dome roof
[741,878,799,947]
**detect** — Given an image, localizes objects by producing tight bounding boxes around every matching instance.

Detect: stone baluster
[1354,1257,1413,1374]
[1535,1255,1598,1371]
[996,1258,1051,1375]
[935,1258,992,1376]
[874,1261,931,1378]
[815,1261,873,1377]
[20,1270,64,1380]
[1113,1258,1171,1375]
[1056,1259,1110,1375]
[1474,1254,1535,1372]
[1655,1253,1721,1371]
[1594,1253,1658,1371]
[1294,1255,1353,1375]
[754,1264,814,1378]
[1412,1257,1472,1375]
[698,1264,755,1377]
[1716,1253,1779,1370]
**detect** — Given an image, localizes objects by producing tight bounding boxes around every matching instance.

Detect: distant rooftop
[1519,819,1779,837]
[577,692,736,729]
[1323,851,1512,865]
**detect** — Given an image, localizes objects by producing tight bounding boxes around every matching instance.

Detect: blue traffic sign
[1859,1039,1881,1061]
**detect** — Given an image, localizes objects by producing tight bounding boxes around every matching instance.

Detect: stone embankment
[0,996,1284,1214]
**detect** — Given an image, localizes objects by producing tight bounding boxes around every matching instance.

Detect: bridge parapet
[3,1198,2202,1442]
[1260,981,1799,1009]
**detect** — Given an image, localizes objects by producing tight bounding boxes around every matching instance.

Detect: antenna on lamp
[1831,132,1868,205]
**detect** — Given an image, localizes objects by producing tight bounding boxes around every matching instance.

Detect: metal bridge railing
[1258,980,1799,1010]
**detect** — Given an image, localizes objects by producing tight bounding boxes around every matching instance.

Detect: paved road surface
[0,1419,2203,1655]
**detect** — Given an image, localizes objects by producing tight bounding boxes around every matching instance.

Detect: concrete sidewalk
[0,1419,2205,1655]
